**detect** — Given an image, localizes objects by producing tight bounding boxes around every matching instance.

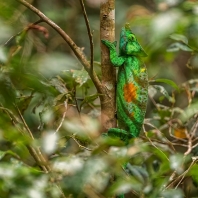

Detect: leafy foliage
[1,0,198,198]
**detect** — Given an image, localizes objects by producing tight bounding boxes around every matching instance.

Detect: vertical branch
[100,0,116,132]
[79,0,94,73]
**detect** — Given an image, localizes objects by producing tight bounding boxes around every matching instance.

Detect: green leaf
[0,46,8,63]
[153,78,180,91]
[70,69,89,86]
[0,1,18,19]
[53,93,66,105]
[170,154,184,173]
[49,76,68,94]
[188,164,198,184]
[145,131,155,138]
[169,34,188,44]
[0,150,19,160]
[0,150,8,160]
[126,164,149,183]
[16,30,27,45]
[161,189,184,198]
[108,177,142,196]
[167,42,193,52]
[178,101,198,123]
[80,94,101,109]
[17,93,34,114]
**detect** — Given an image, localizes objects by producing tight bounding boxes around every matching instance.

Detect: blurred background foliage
[1,0,198,197]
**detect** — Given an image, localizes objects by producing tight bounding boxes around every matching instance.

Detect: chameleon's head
[119,23,147,57]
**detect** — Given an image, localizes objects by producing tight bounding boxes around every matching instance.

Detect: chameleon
[102,23,148,144]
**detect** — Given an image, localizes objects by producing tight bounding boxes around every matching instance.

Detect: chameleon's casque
[102,24,148,143]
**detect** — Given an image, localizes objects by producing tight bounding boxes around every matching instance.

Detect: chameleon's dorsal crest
[125,23,131,30]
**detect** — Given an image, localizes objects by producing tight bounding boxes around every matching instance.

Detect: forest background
[1,0,198,197]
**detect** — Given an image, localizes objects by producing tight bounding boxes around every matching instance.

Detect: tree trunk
[100,0,116,132]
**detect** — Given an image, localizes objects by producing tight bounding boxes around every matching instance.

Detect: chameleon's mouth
[125,42,148,57]
[133,48,148,57]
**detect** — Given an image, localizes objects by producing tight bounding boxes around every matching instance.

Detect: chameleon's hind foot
[107,128,132,144]
[101,39,117,49]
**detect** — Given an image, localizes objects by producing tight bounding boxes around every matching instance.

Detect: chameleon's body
[102,24,148,143]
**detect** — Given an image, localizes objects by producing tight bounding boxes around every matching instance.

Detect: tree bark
[100,0,116,132]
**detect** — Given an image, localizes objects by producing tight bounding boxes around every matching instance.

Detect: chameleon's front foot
[107,128,133,145]
[101,39,117,49]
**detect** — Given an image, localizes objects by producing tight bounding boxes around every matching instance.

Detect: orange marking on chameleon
[123,83,137,102]
[130,112,134,118]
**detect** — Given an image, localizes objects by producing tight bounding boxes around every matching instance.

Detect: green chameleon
[102,23,148,144]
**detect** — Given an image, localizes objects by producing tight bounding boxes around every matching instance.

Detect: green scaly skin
[102,23,148,143]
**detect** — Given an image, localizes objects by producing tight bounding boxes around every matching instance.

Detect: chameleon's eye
[128,34,136,41]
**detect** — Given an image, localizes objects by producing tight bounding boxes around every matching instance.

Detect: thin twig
[190,119,198,138]
[148,94,159,110]
[55,99,68,133]
[146,136,170,161]
[27,145,49,173]
[0,106,20,124]
[183,121,198,155]
[165,157,198,190]
[15,104,51,172]
[171,142,188,147]
[168,120,187,142]
[15,104,35,140]
[73,86,81,115]
[144,122,168,142]
[74,97,81,115]
[192,141,198,149]
[79,0,94,73]
[184,136,192,155]
[1,105,49,172]
[192,136,198,143]
[70,135,92,151]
